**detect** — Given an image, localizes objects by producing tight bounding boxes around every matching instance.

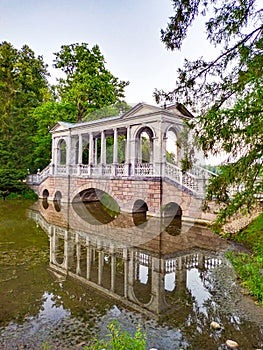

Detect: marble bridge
[27,103,216,222]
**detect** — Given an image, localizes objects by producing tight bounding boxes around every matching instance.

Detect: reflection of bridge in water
[28,199,228,317]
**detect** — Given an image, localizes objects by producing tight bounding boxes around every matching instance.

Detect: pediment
[121,103,162,119]
[50,121,75,133]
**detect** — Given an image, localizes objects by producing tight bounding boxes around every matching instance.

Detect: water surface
[0,200,262,350]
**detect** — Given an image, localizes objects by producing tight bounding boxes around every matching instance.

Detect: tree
[31,101,77,171]
[83,101,132,122]
[0,42,51,195]
[53,43,129,122]
[155,0,263,225]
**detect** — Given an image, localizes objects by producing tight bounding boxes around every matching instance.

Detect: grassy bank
[226,213,263,304]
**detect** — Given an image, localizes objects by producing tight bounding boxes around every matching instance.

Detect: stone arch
[134,126,155,163]
[165,125,180,165]
[132,199,148,226]
[42,189,49,199]
[162,202,182,235]
[72,187,120,225]
[57,139,67,165]
[163,202,182,218]
[54,191,62,212]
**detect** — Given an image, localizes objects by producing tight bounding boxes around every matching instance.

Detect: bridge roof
[50,102,194,133]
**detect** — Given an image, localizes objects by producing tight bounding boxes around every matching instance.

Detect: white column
[94,137,98,165]
[100,130,106,164]
[78,134,83,164]
[113,128,118,164]
[53,138,58,175]
[89,132,94,164]
[125,125,131,163]
[66,130,72,175]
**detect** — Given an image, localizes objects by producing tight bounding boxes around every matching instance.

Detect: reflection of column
[176,256,187,293]
[113,128,118,163]
[89,132,94,165]
[78,134,83,164]
[198,253,205,270]
[100,130,106,164]
[150,256,166,313]
[123,248,129,298]
[127,250,135,299]
[86,245,91,280]
[76,235,81,275]
[64,231,74,271]
[111,254,116,292]
[98,251,104,285]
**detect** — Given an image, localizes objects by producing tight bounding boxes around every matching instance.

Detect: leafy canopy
[54,43,129,122]
[0,41,51,196]
[156,0,263,225]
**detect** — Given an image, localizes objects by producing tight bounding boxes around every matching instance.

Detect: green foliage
[88,321,146,350]
[0,41,51,191]
[84,101,132,122]
[54,43,129,122]
[156,0,263,224]
[31,101,77,171]
[226,213,263,304]
[166,150,176,164]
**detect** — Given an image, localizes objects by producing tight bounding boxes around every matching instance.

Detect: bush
[88,321,146,350]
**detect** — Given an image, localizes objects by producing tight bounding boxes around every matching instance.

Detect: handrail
[26,161,213,197]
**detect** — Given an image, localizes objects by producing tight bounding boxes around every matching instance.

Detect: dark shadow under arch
[162,202,182,236]
[42,189,49,199]
[72,188,120,225]
[132,200,148,227]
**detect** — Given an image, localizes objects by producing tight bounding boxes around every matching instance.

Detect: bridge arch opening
[73,188,120,225]
[42,189,49,208]
[135,127,154,163]
[132,200,148,227]
[54,191,62,212]
[42,189,49,199]
[162,202,182,235]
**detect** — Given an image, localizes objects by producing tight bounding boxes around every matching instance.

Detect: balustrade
[134,163,153,176]
[26,159,214,198]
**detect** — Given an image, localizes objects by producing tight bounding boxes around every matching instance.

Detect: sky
[0,0,216,106]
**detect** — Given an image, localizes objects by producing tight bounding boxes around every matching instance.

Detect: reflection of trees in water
[72,201,117,225]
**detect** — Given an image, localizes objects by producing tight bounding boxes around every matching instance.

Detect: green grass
[87,321,146,350]
[226,212,263,304]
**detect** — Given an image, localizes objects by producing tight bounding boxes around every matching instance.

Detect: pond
[0,199,262,350]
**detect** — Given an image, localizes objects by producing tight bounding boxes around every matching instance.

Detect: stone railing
[26,164,52,184]
[164,162,215,195]
[26,161,215,197]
